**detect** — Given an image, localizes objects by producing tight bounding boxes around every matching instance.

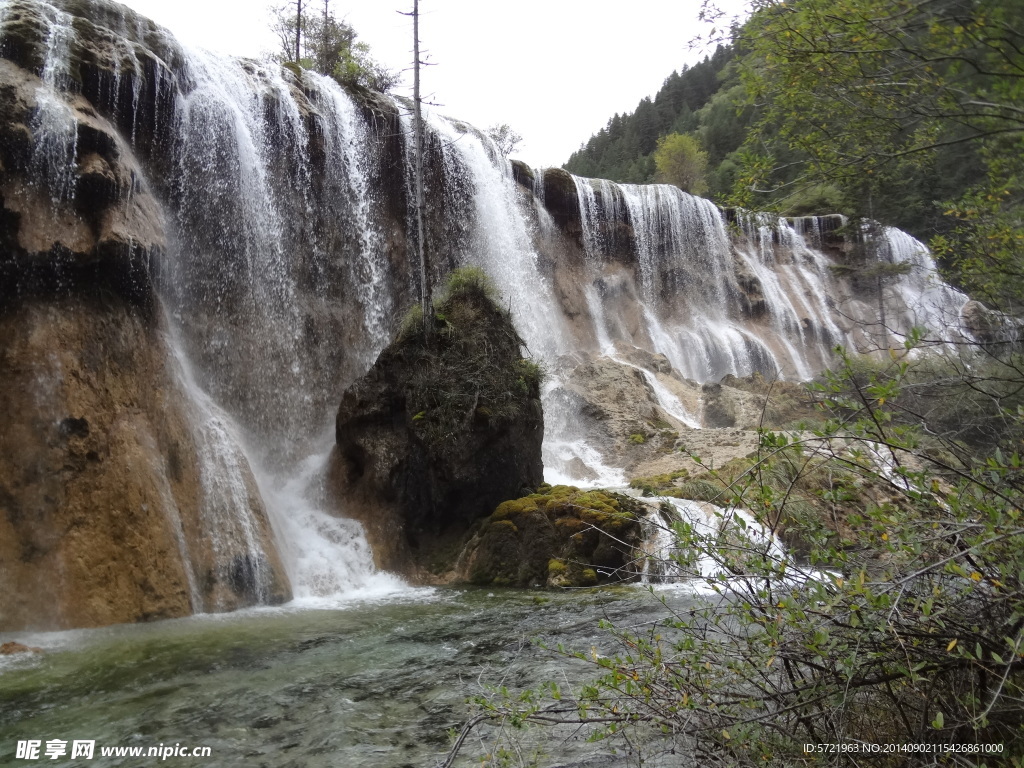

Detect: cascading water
[0,0,976,620]
[569,175,853,383]
[7,1,415,607]
[731,215,850,380]
[408,110,621,485]
[28,0,77,201]
[254,435,408,604]
[584,283,699,428]
[156,46,408,603]
[641,497,793,588]
[306,71,394,367]
[420,110,570,360]
[876,225,972,346]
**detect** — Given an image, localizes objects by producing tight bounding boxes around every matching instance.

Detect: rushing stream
[0,587,701,768]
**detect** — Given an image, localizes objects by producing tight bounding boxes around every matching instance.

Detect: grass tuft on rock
[393,267,544,447]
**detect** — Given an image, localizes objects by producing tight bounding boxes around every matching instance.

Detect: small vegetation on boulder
[396,267,544,448]
[463,485,647,588]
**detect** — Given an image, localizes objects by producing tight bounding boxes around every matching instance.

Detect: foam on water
[254,436,409,604]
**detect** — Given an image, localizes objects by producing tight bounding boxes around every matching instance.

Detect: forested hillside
[563,46,733,187]
[563,6,992,248]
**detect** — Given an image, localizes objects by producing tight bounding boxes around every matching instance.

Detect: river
[0,586,697,767]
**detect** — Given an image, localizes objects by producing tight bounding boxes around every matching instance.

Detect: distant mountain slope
[562,35,985,243]
[563,46,734,188]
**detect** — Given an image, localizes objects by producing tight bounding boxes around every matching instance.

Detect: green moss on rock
[463,485,646,588]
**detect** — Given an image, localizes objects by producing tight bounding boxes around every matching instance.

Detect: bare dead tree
[400,0,434,345]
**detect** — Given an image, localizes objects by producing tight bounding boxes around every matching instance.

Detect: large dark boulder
[333,269,544,576]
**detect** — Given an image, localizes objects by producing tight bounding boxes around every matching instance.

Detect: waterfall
[583,284,699,428]
[28,0,78,202]
[0,0,978,622]
[306,72,394,366]
[36,13,412,604]
[166,334,283,608]
[155,46,408,602]
[877,226,972,346]
[254,436,407,604]
[566,174,820,382]
[641,498,791,586]
[573,175,605,259]
[419,111,570,359]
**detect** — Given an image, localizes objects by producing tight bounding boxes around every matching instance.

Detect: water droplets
[28,1,78,202]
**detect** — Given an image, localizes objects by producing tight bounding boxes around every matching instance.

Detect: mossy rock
[469,518,521,586]
[393,267,544,448]
[282,61,304,79]
[629,468,691,497]
[464,485,647,589]
[336,266,544,565]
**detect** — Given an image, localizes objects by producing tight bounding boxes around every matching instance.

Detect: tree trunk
[412,0,433,345]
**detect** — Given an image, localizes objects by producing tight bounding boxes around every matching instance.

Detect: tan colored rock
[703,373,821,429]
[557,353,699,476]
[0,299,290,631]
[0,641,42,654]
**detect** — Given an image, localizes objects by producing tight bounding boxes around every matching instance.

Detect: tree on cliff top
[269,0,397,91]
[486,124,523,158]
[654,132,709,195]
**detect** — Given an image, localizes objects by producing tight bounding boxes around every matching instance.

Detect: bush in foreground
[442,345,1024,767]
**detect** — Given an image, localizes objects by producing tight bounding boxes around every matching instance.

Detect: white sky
[114,0,746,168]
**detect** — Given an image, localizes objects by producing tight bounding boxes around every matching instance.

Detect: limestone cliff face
[0,298,290,630]
[0,0,296,630]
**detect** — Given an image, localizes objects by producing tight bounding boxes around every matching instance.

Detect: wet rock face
[554,354,700,473]
[0,298,290,631]
[701,373,819,429]
[0,55,165,306]
[0,4,296,630]
[333,280,544,574]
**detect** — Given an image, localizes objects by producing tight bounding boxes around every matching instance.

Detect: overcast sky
[115,0,746,168]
